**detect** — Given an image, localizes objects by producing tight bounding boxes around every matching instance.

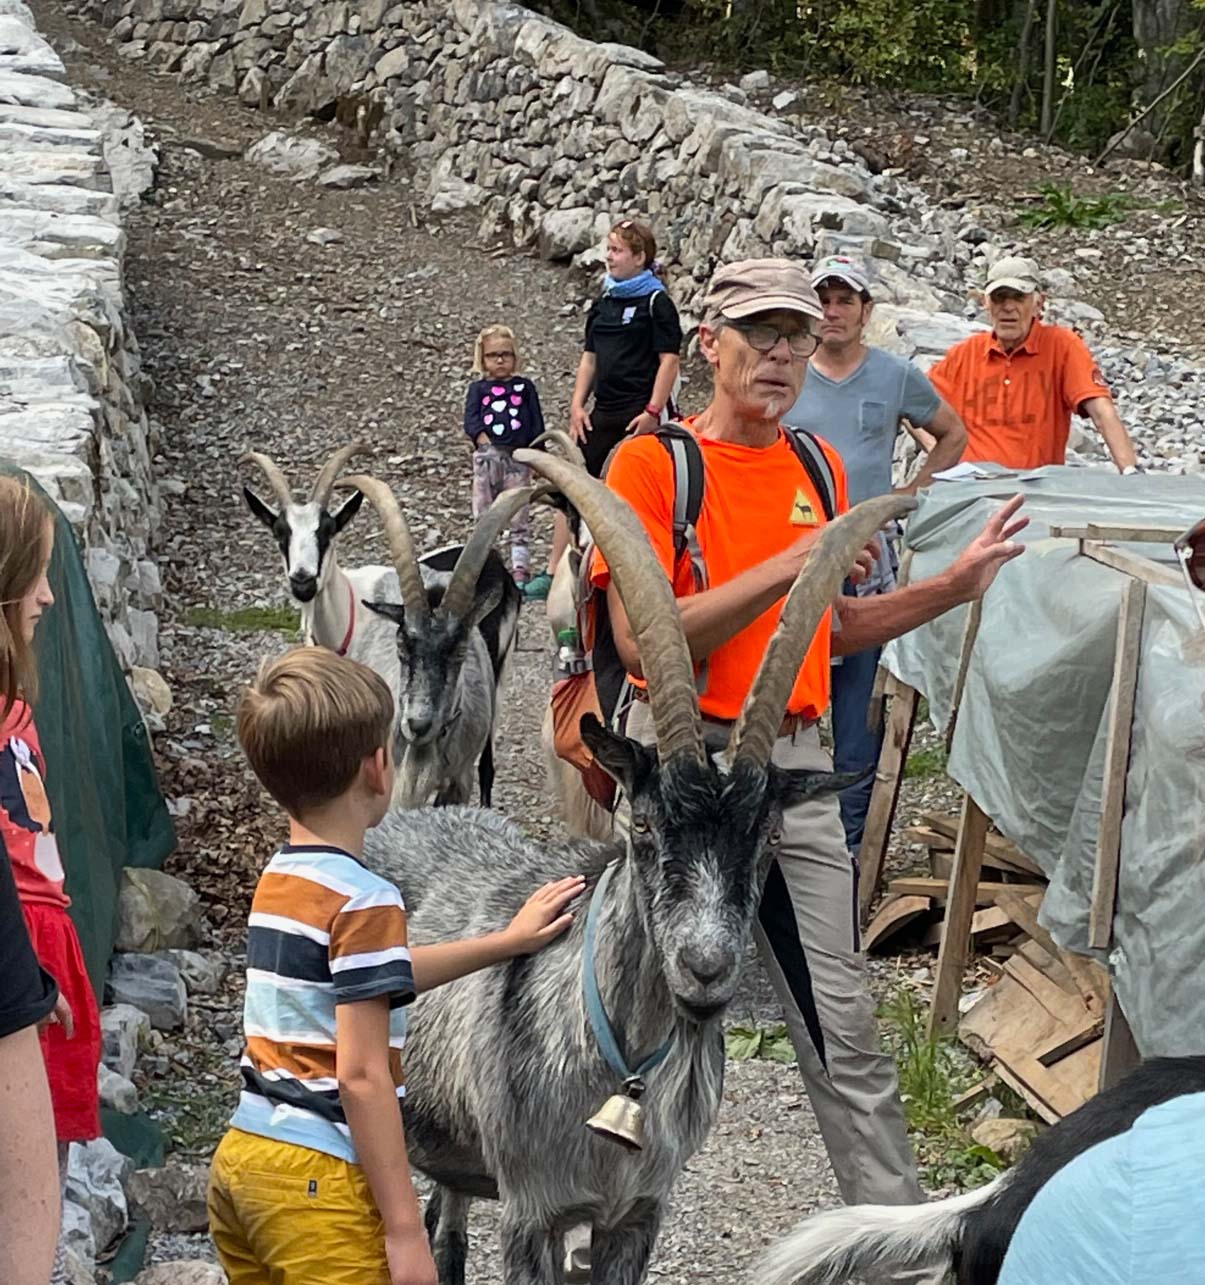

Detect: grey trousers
[621,706,933,1241]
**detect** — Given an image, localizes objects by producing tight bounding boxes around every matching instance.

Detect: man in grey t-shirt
[784,254,967,855]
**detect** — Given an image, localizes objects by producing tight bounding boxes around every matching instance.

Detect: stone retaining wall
[66,0,991,358]
[1,0,162,674]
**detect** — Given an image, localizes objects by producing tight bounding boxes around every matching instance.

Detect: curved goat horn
[528,430,587,471]
[729,494,917,770]
[515,447,705,767]
[337,474,430,619]
[439,483,555,622]
[239,451,294,511]
[312,441,372,509]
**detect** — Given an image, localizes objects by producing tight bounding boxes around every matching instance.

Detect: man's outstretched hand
[946,494,1029,601]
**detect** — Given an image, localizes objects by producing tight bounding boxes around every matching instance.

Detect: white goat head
[240,444,369,603]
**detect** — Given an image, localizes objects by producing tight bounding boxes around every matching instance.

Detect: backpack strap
[654,422,709,693]
[782,425,838,522]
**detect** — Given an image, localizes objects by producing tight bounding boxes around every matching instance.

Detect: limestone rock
[66,1138,131,1254]
[115,866,201,952]
[738,69,770,94]
[164,948,223,995]
[130,665,171,721]
[98,1062,139,1114]
[106,952,187,1030]
[127,1164,210,1233]
[244,130,337,180]
[61,1199,95,1270]
[537,206,594,261]
[971,1116,1041,1163]
[317,163,378,189]
[136,1263,227,1285]
[100,1003,151,1080]
[429,174,483,214]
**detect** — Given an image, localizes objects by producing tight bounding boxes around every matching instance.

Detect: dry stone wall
[1,0,164,676]
[67,0,985,357]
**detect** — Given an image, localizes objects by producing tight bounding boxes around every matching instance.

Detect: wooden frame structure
[860,525,1180,1108]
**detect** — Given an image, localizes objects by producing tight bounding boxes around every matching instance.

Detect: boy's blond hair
[471,324,522,377]
[237,647,394,817]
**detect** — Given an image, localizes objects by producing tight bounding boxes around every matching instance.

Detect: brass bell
[586,1075,646,1151]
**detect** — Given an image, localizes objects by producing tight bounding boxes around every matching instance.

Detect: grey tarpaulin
[882,465,1205,1056]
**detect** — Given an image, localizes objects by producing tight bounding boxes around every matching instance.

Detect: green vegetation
[905,744,948,780]
[879,988,1009,1188]
[1018,183,1133,231]
[725,1022,797,1064]
[527,0,1205,168]
[182,604,301,635]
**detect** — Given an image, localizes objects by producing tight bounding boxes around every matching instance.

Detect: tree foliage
[529,0,1205,169]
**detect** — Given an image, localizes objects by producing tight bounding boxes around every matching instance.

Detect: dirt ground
[30,3,1173,1278]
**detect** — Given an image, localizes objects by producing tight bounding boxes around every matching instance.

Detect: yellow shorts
[207,1128,390,1285]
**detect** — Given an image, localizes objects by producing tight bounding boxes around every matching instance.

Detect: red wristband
[644,403,662,417]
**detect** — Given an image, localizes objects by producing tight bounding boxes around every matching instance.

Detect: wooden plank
[1079,540,1180,587]
[945,598,983,752]
[996,889,1106,1014]
[1035,1019,1104,1067]
[1049,523,1182,543]
[1099,989,1141,1092]
[919,812,1045,879]
[1089,579,1146,949]
[1015,939,1079,996]
[929,795,990,1038]
[921,905,1016,949]
[889,876,1026,906]
[994,1061,1061,1125]
[997,1044,1101,1122]
[864,895,932,953]
[858,682,919,925]
[1006,955,1093,1029]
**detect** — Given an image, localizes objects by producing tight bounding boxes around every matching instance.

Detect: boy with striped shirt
[207,647,583,1285]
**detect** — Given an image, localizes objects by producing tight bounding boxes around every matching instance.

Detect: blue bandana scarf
[602,267,661,298]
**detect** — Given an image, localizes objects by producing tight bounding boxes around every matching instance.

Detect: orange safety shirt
[928,320,1111,470]
[590,419,849,723]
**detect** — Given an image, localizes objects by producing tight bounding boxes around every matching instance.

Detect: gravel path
[28,8,1032,1280]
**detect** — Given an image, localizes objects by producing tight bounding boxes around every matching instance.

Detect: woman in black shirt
[569,219,683,477]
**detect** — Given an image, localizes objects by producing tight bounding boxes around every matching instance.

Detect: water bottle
[556,627,587,676]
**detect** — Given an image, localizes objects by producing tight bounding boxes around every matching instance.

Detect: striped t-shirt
[230,843,416,1164]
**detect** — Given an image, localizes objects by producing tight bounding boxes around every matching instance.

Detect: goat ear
[363,599,406,629]
[331,489,364,533]
[771,764,871,809]
[466,581,504,631]
[581,714,656,797]
[243,486,278,529]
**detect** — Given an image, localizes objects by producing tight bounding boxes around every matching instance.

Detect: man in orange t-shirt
[928,255,1140,473]
[590,258,1026,1282]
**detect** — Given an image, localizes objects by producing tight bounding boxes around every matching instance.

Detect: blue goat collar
[582,862,675,1082]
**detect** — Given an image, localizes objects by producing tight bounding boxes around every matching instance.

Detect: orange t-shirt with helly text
[590,420,849,723]
[927,321,1111,470]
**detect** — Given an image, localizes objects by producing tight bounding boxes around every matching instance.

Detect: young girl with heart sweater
[463,324,546,590]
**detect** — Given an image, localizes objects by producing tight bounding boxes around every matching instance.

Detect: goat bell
[586,1075,646,1152]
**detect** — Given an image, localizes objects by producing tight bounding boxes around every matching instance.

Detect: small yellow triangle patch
[790,489,817,526]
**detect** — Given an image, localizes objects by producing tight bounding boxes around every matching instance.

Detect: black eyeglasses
[484,350,515,361]
[727,319,818,358]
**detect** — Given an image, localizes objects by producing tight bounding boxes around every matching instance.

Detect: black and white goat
[240,447,520,806]
[361,453,913,1285]
[760,1054,1205,1285]
[338,473,525,809]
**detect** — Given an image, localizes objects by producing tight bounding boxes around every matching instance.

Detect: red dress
[0,701,101,1142]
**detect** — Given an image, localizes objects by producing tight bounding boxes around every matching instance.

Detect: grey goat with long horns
[335,473,529,808]
[359,449,915,1285]
[240,446,522,806]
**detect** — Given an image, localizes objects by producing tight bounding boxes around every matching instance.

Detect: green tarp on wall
[2,461,176,995]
